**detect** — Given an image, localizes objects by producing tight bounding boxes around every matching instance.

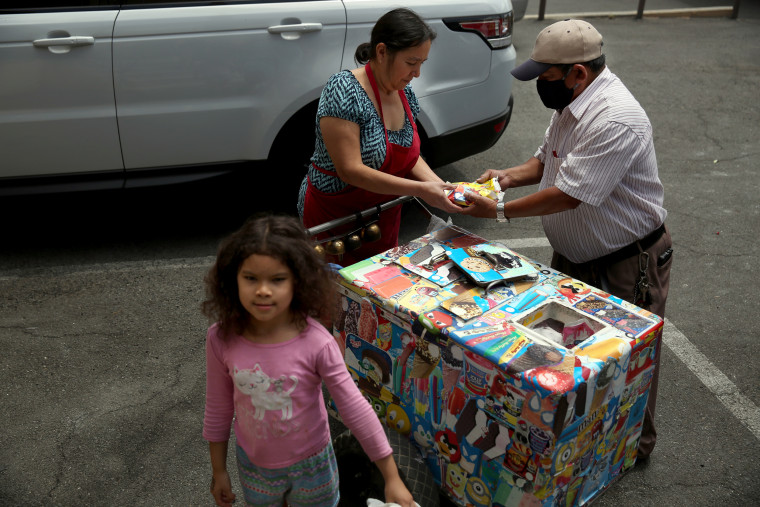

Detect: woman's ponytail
[354,42,372,65]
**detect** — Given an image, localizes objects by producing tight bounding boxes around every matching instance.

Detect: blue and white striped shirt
[537,67,666,263]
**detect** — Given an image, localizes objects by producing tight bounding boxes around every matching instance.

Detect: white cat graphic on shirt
[234,365,297,421]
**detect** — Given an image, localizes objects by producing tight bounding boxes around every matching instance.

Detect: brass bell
[361,223,382,243]
[325,239,346,256]
[344,233,362,252]
[314,244,326,257]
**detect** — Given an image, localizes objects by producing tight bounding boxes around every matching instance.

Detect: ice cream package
[446,177,503,207]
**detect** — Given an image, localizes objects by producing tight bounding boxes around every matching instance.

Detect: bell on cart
[344,233,362,252]
[361,223,382,243]
[325,239,346,256]
[313,243,326,257]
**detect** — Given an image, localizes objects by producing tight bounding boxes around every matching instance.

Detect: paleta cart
[308,198,662,507]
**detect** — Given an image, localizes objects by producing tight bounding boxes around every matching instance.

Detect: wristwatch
[496,202,510,223]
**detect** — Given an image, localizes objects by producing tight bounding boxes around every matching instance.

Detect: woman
[298,7,461,266]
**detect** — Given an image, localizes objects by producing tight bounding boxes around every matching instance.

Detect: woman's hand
[210,471,236,507]
[417,181,463,214]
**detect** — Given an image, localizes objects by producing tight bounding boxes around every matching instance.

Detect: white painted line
[663,319,760,441]
[493,237,551,249]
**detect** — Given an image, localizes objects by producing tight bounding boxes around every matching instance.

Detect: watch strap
[496,202,509,223]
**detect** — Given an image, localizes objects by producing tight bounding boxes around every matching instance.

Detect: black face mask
[536,71,576,110]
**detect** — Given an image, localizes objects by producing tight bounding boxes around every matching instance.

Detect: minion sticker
[464,476,492,507]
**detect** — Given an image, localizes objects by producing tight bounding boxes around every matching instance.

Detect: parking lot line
[495,237,552,249]
[663,320,760,441]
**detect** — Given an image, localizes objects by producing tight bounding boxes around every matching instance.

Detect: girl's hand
[384,475,416,507]
[374,455,416,507]
[210,471,236,507]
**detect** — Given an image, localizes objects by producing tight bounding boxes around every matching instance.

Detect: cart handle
[305,195,415,236]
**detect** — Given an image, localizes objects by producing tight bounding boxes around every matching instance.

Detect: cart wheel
[333,429,440,507]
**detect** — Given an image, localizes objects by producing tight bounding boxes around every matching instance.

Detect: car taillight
[443,12,513,50]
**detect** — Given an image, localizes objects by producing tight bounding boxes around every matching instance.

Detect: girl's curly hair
[201,214,336,339]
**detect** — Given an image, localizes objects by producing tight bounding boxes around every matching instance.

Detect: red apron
[303,63,421,266]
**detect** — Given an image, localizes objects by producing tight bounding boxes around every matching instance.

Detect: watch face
[460,256,491,273]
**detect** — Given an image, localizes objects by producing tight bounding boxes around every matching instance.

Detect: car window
[0,2,118,10]
[112,0,346,170]
[119,0,324,5]
[1,0,322,11]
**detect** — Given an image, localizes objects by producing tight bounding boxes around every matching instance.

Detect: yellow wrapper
[447,177,502,206]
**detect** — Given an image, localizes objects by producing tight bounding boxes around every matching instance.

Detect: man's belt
[595,224,666,267]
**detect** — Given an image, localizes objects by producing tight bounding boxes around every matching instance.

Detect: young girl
[201,215,415,507]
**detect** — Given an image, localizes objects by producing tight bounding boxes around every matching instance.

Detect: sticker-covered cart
[311,202,661,507]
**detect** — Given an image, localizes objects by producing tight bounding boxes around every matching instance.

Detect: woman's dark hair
[354,8,437,65]
[201,214,335,339]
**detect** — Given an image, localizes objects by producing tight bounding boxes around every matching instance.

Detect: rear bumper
[419,95,513,169]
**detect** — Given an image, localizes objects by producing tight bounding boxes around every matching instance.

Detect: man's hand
[459,191,499,219]
[476,168,510,190]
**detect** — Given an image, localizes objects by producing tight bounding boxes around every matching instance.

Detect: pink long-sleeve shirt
[203,316,391,468]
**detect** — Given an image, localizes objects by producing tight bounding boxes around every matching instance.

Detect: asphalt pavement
[1,1,759,506]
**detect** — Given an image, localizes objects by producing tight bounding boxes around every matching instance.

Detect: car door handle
[33,36,95,48]
[267,23,323,34]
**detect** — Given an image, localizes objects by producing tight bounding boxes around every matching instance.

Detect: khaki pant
[551,225,672,459]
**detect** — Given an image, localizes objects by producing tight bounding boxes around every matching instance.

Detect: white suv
[0,1,517,195]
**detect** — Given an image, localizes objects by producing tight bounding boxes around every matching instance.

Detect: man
[461,19,672,460]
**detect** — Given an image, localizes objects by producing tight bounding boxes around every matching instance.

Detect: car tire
[333,428,440,507]
[267,101,318,208]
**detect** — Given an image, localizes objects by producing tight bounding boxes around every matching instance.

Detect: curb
[524,6,734,20]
